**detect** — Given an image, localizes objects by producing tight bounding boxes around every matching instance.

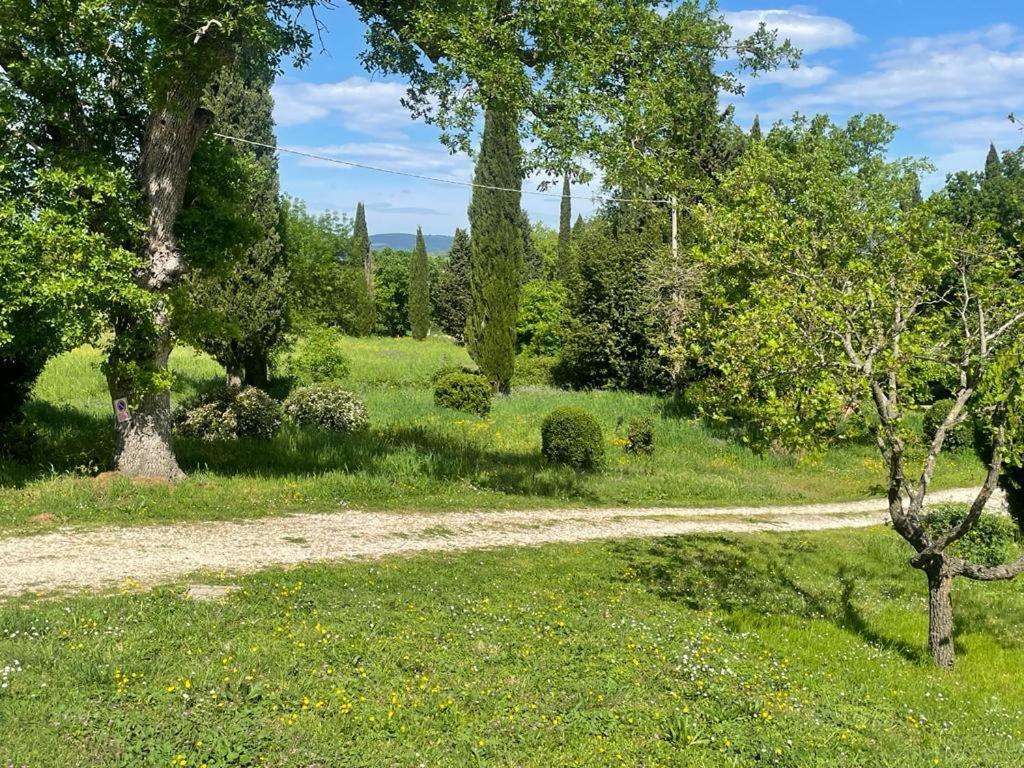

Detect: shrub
[429,364,481,386]
[286,328,350,385]
[541,407,604,471]
[923,503,1019,566]
[283,384,368,432]
[922,399,972,451]
[517,279,567,356]
[513,353,557,387]
[174,385,281,441]
[434,372,493,416]
[625,416,656,456]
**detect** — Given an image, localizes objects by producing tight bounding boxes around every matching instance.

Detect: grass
[0,336,983,531]
[1,527,1022,766]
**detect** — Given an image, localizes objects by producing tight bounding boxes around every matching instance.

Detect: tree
[179,56,289,388]
[557,175,573,283]
[985,142,1002,179]
[520,209,544,281]
[692,114,1024,667]
[557,205,668,392]
[351,201,376,335]
[467,104,524,393]
[750,114,763,142]
[408,227,431,340]
[434,229,472,340]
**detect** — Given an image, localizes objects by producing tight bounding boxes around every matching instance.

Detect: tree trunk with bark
[107,83,214,480]
[926,561,955,668]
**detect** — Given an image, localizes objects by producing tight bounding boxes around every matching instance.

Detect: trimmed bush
[429,364,481,386]
[625,416,656,456]
[286,328,351,385]
[283,384,368,432]
[541,407,604,471]
[922,399,972,451]
[174,385,281,441]
[434,372,493,416]
[923,503,1019,566]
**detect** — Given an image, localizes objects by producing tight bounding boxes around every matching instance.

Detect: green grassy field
[0,336,982,530]
[1,527,1022,766]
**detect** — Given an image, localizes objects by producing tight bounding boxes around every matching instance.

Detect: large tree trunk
[108,84,214,480]
[242,349,269,388]
[926,564,955,668]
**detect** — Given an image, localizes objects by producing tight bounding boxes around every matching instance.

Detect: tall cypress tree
[520,208,544,281]
[750,114,763,142]
[985,143,1003,179]
[408,226,431,340]
[351,202,376,335]
[434,228,473,340]
[467,103,524,393]
[557,175,572,283]
[186,57,288,387]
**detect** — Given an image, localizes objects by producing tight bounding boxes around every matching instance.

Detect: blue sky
[269,2,1024,236]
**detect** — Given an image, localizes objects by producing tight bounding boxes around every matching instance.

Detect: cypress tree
[985,142,1002,179]
[467,103,524,393]
[750,114,763,142]
[351,202,375,335]
[187,57,288,387]
[408,226,431,340]
[557,175,572,283]
[520,208,544,281]
[434,228,473,340]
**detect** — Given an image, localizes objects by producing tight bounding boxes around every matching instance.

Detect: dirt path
[0,488,998,597]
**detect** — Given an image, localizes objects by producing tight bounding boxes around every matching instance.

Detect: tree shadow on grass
[610,534,928,664]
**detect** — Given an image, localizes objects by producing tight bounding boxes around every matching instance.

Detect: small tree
[694,114,1024,667]
[408,227,431,340]
[434,228,472,340]
[351,201,376,335]
[467,103,524,393]
[557,175,573,283]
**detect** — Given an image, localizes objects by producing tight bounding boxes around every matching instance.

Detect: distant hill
[370,233,454,253]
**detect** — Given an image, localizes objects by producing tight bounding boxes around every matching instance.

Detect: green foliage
[516,280,567,357]
[467,104,524,393]
[174,385,282,442]
[557,176,573,282]
[433,229,473,340]
[351,202,376,336]
[924,503,1020,566]
[0,162,147,425]
[512,353,557,388]
[541,407,605,471]
[177,57,289,386]
[557,208,668,392]
[279,198,354,330]
[283,328,351,386]
[625,416,656,456]
[429,364,481,386]
[408,228,431,340]
[433,372,493,416]
[923,399,973,452]
[282,384,368,433]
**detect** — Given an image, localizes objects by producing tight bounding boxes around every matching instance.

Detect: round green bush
[923,503,1020,566]
[434,372,493,416]
[541,407,605,471]
[922,399,972,451]
[287,328,351,385]
[429,364,482,386]
[174,385,281,441]
[283,384,368,432]
[625,416,656,456]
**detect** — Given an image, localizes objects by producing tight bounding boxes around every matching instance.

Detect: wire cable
[213,132,670,205]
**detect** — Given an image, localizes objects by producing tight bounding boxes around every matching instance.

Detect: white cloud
[753,64,837,88]
[723,9,861,54]
[272,77,412,137]
[774,24,1024,118]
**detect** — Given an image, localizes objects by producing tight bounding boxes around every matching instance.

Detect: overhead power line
[213,132,671,205]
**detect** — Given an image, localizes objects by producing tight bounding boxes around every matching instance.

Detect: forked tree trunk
[108,83,214,480]
[926,565,955,668]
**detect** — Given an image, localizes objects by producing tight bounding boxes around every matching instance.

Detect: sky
[268,1,1024,236]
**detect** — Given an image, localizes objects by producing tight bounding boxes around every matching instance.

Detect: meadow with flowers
[0,337,982,531]
[1,527,1022,766]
